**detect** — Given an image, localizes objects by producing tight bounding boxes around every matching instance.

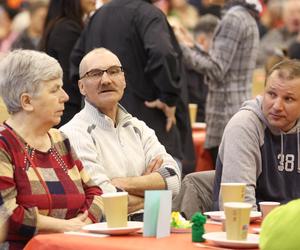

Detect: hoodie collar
[241,96,300,169]
[240,96,300,135]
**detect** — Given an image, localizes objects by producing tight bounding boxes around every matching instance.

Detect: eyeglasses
[80,66,124,81]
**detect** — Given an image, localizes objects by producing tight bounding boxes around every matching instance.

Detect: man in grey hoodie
[213,59,300,210]
[173,59,300,218]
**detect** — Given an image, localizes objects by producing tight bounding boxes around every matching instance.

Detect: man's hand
[111,177,130,191]
[144,99,176,132]
[143,155,163,175]
[128,195,144,214]
[111,172,165,197]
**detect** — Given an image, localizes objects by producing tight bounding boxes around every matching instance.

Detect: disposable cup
[188,103,198,125]
[102,192,128,228]
[221,183,246,205]
[259,201,280,220]
[224,202,252,240]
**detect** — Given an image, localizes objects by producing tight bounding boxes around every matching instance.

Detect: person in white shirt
[60,48,181,220]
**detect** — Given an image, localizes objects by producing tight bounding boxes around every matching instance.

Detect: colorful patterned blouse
[0,125,103,249]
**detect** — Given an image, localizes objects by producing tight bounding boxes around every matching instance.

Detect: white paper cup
[221,183,246,205]
[102,192,128,228]
[259,201,280,220]
[224,202,252,241]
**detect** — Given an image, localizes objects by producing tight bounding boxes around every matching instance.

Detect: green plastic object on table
[191,212,207,242]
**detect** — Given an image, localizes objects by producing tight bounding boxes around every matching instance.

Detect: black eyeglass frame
[80,66,124,80]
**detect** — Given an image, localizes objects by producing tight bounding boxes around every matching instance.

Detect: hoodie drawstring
[278,132,284,171]
[280,132,284,158]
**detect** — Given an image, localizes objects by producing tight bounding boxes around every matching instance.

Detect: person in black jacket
[39,0,96,126]
[70,0,196,174]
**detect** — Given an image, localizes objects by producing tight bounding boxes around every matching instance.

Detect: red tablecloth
[24,222,260,250]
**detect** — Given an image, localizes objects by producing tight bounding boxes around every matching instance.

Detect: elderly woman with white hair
[0,50,103,249]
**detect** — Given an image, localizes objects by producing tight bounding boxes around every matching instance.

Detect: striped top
[0,125,103,249]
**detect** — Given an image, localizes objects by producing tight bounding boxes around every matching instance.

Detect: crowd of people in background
[1,0,300,249]
[2,0,297,166]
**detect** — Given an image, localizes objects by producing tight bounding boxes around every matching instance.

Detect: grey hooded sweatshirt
[213,96,300,210]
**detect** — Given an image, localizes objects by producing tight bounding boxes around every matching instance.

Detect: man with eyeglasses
[60,48,181,220]
[70,0,196,176]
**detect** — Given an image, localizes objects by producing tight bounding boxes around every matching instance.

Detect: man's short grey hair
[79,47,119,78]
[0,49,62,114]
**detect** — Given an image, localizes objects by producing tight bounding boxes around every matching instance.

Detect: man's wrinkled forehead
[80,50,121,76]
[266,69,300,87]
[87,51,121,67]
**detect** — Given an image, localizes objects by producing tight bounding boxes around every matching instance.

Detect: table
[24,222,260,250]
[192,124,214,172]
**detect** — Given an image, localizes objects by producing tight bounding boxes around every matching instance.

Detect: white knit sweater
[60,100,181,196]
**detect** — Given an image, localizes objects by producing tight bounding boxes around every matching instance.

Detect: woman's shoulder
[49,128,67,143]
[49,128,74,156]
